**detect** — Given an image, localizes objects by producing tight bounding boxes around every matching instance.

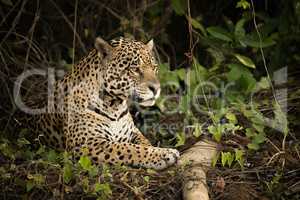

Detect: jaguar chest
[101,113,134,142]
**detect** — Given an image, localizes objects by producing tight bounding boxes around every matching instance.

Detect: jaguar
[23,37,179,170]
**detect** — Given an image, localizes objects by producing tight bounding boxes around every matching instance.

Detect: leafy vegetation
[0,0,300,199]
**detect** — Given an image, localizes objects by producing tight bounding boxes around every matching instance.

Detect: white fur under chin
[139,99,156,107]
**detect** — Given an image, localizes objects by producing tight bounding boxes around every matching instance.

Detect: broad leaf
[208,124,222,142]
[225,112,237,124]
[175,132,186,147]
[236,0,250,9]
[47,150,59,162]
[193,123,202,138]
[252,132,266,144]
[239,35,276,48]
[79,156,92,170]
[63,164,73,184]
[247,142,260,150]
[234,54,256,68]
[235,18,246,39]
[227,64,243,81]
[191,18,207,36]
[227,63,256,93]
[207,26,233,42]
[26,180,35,192]
[94,183,112,195]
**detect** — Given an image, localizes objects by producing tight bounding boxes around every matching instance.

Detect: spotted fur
[25,37,179,170]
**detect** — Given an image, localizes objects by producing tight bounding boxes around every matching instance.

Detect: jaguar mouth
[130,93,155,106]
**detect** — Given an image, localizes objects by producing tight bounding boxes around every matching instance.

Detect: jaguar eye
[130,67,143,76]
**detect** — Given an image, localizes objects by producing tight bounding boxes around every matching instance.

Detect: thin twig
[0,0,21,27]
[0,0,28,47]
[250,0,287,167]
[50,0,86,53]
[25,0,40,70]
[121,181,144,200]
[186,0,193,64]
[266,151,285,166]
[87,0,123,21]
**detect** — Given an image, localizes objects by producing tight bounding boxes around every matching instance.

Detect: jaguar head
[95,37,160,107]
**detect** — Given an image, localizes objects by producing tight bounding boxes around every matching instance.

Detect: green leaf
[247,130,266,150]
[175,132,186,147]
[207,26,233,42]
[253,132,266,144]
[68,48,74,60]
[193,123,202,138]
[47,150,59,162]
[88,166,99,177]
[239,35,276,48]
[179,94,190,113]
[26,180,35,192]
[94,183,112,196]
[221,152,234,167]
[227,64,243,81]
[208,124,223,142]
[63,151,72,163]
[245,128,255,138]
[225,112,237,124]
[239,73,256,93]
[255,77,270,91]
[227,63,256,93]
[191,18,207,36]
[101,164,112,178]
[94,183,101,193]
[79,156,92,170]
[171,0,186,15]
[159,63,180,88]
[36,146,46,155]
[63,164,73,184]
[206,47,225,66]
[212,152,219,167]
[17,137,31,146]
[236,0,250,10]
[143,176,150,183]
[227,153,234,167]
[221,152,227,166]
[146,168,157,174]
[82,177,89,192]
[176,68,186,81]
[235,18,246,39]
[235,149,244,168]
[189,60,208,85]
[234,54,256,68]
[235,149,244,161]
[247,142,260,150]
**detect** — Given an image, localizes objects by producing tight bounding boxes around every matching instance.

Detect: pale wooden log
[178,140,218,200]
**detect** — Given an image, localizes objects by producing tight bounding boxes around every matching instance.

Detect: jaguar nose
[148,82,160,98]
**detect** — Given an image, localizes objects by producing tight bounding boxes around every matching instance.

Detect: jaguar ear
[95,37,113,58]
[146,39,154,51]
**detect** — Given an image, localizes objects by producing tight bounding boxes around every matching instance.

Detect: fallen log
[178,140,218,200]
